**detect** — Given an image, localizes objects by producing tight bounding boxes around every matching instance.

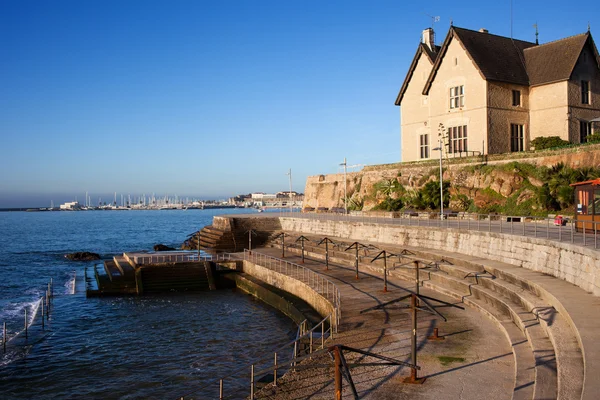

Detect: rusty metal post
[413,261,420,295]
[248,230,252,255]
[250,364,255,399]
[355,246,359,280]
[219,379,223,399]
[273,352,278,386]
[325,240,329,270]
[24,308,28,339]
[383,256,388,293]
[402,294,426,384]
[428,327,445,341]
[281,234,285,258]
[334,346,342,400]
[41,298,45,329]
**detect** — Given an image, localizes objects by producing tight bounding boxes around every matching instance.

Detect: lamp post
[433,139,444,221]
[286,168,293,213]
[340,158,347,214]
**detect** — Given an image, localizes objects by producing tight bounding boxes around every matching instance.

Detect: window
[419,134,429,159]
[512,90,521,107]
[449,85,464,109]
[582,80,590,104]
[447,125,468,153]
[510,124,525,152]
[580,120,592,142]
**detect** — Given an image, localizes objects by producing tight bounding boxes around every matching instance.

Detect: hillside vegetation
[360,162,600,216]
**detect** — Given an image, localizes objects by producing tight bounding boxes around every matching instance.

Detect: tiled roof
[394,43,440,105]
[401,26,597,104]
[524,33,590,86]
[453,27,536,85]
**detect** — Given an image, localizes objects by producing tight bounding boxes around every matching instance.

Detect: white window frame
[419,134,430,159]
[449,85,464,109]
[447,125,468,154]
[510,124,525,152]
[581,80,590,105]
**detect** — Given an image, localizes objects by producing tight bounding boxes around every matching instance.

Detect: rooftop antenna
[534,22,539,44]
[510,0,513,38]
[424,13,440,44]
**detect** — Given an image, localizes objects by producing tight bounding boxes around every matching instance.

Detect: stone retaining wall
[277,217,600,296]
[243,259,336,323]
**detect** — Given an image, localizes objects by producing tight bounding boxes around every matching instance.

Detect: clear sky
[1,0,598,207]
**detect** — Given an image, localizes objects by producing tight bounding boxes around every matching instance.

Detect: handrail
[177,250,342,399]
[243,250,341,328]
[277,209,600,251]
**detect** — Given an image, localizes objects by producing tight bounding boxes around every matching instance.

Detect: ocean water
[0,209,296,399]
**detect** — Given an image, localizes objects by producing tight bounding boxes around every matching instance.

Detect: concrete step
[113,255,135,276]
[103,260,122,282]
[419,279,535,400]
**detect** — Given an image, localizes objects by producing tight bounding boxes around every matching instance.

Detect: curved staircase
[265,232,596,400]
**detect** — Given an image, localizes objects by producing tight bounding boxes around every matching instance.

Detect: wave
[63,271,77,295]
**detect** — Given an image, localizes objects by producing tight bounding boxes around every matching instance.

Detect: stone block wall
[277,217,600,296]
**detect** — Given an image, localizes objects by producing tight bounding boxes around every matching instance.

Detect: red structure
[571,178,600,232]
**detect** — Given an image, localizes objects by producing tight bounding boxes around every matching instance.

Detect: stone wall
[277,217,600,296]
[303,145,600,210]
[243,259,336,326]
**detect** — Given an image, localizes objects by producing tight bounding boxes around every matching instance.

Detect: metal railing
[134,252,235,265]
[178,250,341,399]
[3,279,54,354]
[243,250,341,328]
[276,209,600,250]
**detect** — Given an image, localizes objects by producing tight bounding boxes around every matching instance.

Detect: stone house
[395,26,600,162]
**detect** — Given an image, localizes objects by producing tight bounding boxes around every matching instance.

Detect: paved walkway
[264,212,600,252]
[254,247,515,400]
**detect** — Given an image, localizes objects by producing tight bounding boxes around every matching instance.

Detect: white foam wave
[64,270,76,295]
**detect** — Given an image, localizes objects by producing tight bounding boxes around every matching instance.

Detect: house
[395,26,600,162]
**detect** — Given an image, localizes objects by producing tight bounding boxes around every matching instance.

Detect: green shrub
[373,197,404,211]
[531,136,570,150]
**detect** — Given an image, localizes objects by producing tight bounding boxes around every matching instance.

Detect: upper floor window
[512,90,521,107]
[447,125,468,153]
[419,134,429,159]
[580,121,592,143]
[449,85,464,109]
[510,124,524,152]
[582,80,590,104]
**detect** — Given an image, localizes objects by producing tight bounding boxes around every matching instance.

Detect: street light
[340,157,347,214]
[433,139,444,221]
[286,168,293,213]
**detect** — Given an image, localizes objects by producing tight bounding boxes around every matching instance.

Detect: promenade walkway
[273,211,600,252]
[253,247,515,400]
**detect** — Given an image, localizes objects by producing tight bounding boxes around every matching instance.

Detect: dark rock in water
[65,252,101,261]
[154,244,176,252]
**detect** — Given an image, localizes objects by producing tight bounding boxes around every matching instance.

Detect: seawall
[277,217,600,296]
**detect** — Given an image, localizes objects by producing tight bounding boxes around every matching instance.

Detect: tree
[419,181,450,210]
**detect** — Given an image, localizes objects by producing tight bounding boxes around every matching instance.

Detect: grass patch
[438,356,466,366]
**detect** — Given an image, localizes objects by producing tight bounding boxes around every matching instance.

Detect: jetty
[86,252,223,296]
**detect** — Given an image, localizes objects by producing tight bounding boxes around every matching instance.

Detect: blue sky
[1,0,598,207]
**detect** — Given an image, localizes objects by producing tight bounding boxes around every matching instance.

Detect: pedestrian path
[253,247,515,400]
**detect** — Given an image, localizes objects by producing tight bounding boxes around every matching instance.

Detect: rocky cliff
[303,144,600,214]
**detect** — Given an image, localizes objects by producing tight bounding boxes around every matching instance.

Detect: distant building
[396,25,600,162]
[60,201,81,210]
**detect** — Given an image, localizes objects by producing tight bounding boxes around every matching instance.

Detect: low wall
[230,273,309,326]
[242,260,335,323]
[277,217,600,296]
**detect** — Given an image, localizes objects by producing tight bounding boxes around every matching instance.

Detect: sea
[0,209,297,399]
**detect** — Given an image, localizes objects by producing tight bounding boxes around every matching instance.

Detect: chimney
[422,28,435,50]
[479,28,489,33]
